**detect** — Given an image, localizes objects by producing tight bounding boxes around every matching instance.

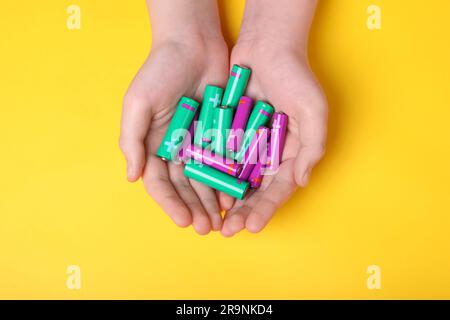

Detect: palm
[121,40,230,234]
[221,44,328,236]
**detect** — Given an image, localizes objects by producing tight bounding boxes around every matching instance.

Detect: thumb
[293,101,327,187]
[119,94,153,182]
[294,145,325,187]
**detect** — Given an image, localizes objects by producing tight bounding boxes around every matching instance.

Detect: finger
[221,202,252,237]
[120,94,153,182]
[168,162,212,235]
[295,145,325,187]
[142,155,192,228]
[190,180,223,231]
[220,171,275,237]
[245,159,298,233]
[294,99,327,187]
[221,195,255,237]
[218,191,235,211]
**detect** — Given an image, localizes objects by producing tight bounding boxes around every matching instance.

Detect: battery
[194,85,223,148]
[238,126,270,180]
[265,112,288,173]
[248,162,264,188]
[185,145,242,177]
[211,106,233,155]
[235,101,274,163]
[184,161,249,200]
[156,96,199,161]
[177,108,199,163]
[226,96,253,152]
[222,64,251,108]
[189,107,200,138]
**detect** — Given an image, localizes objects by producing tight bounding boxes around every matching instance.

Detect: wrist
[152,24,225,48]
[236,0,317,54]
[151,32,227,61]
[149,0,224,48]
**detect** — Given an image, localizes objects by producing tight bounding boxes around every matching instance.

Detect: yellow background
[1,0,449,299]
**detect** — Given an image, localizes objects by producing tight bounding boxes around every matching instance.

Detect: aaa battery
[184,161,249,200]
[156,96,199,161]
[226,96,253,152]
[185,145,242,177]
[235,101,274,163]
[194,85,223,148]
[222,64,251,108]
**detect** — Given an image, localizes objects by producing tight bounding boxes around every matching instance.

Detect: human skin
[221,0,328,236]
[120,0,327,236]
[119,0,232,235]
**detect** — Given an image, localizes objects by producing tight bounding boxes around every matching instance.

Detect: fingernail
[302,169,312,186]
[246,218,262,233]
[127,162,133,179]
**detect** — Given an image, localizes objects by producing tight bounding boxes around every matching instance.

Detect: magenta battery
[238,126,270,180]
[234,101,274,163]
[265,112,288,173]
[248,162,264,188]
[185,145,242,177]
[249,139,270,188]
[226,96,253,152]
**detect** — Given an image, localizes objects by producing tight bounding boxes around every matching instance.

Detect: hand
[120,35,232,235]
[221,39,328,236]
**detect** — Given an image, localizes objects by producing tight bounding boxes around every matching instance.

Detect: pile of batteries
[156,64,288,200]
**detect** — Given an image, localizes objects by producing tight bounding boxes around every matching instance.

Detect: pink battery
[248,162,264,188]
[265,112,288,173]
[226,96,253,152]
[248,139,271,188]
[185,145,242,177]
[238,126,270,180]
[177,109,199,162]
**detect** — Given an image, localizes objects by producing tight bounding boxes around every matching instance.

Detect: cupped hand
[120,36,233,235]
[221,40,328,236]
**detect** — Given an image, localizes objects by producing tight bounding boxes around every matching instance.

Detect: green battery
[235,101,274,162]
[194,85,223,148]
[222,64,251,108]
[184,161,249,200]
[211,106,233,155]
[156,96,199,161]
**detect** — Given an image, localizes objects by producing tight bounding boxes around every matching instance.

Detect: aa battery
[235,101,274,163]
[222,64,251,108]
[238,126,270,180]
[265,112,288,173]
[185,145,242,177]
[226,96,253,152]
[156,96,199,161]
[211,106,233,155]
[190,108,200,138]
[184,161,249,200]
[177,108,199,163]
[194,85,223,148]
[248,162,263,188]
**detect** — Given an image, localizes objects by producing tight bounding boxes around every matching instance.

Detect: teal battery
[222,65,251,109]
[235,101,274,163]
[211,106,233,155]
[194,85,223,148]
[156,96,199,161]
[184,161,249,200]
